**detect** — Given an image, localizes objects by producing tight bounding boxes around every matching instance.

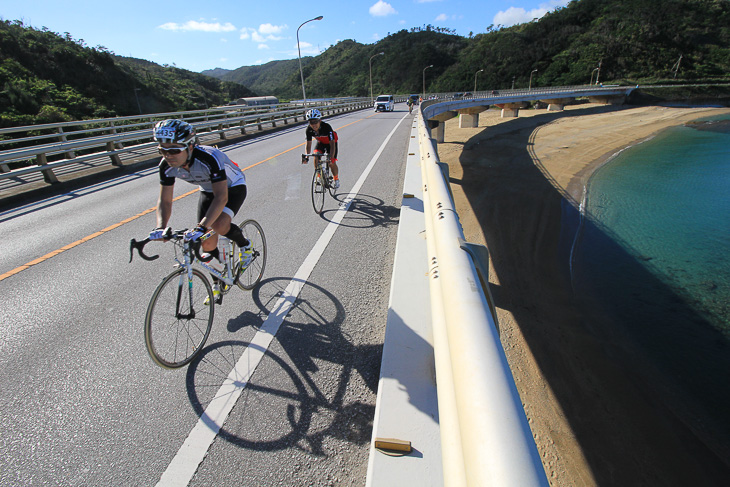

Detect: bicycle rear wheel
[144,268,214,368]
[311,168,325,214]
[235,219,267,290]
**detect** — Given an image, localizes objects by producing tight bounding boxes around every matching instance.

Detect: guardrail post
[1,163,11,173]
[257,118,263,131]
[218,124,227,140]
[57,127,76,159]
[109,121,124,150]
[36,152,59,183]
[239,122,246,135]
[271,115,277,128]
[105,142,123,166]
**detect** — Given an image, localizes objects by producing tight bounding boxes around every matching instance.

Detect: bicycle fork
[175,253,196,319]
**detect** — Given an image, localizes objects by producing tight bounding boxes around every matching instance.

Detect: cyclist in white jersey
[149,119,252,304]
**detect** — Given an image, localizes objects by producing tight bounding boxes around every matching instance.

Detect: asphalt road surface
[0,106,412,486]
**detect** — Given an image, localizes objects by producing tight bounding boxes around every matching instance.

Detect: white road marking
[157,112,409,487]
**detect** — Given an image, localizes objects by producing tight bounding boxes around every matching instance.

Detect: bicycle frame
[175,234,236,288]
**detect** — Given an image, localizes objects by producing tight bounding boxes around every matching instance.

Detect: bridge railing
[414,93,581,484]
[0,98,371,183]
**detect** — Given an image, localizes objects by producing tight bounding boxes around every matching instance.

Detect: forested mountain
[206,0,730,98]
[0,20,255,127]
[2,0,729,128]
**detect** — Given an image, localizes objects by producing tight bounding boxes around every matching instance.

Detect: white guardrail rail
[0,97,375,183]
[416,99,549,486]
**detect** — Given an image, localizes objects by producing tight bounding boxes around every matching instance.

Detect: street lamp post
[297,15,323,105]
[590,67,599,85]
[473,68,484,93]
[133,88,142,115]
[529,69,538,90]
[422,64,433,99]
[369,52,385,103]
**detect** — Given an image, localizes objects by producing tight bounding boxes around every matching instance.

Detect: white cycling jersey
[159,145,245,192]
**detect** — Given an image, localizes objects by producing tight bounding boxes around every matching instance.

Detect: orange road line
[0,115,375,282]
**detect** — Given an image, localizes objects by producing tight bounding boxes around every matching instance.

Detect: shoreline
[437,103,730,486]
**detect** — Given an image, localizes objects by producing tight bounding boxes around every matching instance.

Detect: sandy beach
[437,103,730,486]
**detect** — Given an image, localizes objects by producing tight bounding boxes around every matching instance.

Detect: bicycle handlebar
[129,229,217,264]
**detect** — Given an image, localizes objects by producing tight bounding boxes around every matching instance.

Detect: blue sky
[2,0,569,72]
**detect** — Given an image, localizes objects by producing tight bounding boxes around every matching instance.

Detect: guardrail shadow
[454,108,730,484]
[184,277,381,461]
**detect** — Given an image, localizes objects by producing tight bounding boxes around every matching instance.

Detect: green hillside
[206,0,730,98]
[2,0,729,128]
[0,19,255,127]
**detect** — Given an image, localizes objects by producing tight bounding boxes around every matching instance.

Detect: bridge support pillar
[542,98,572,111]
[427,111,457,143]
[429,120,445,143]
[459,113,479,128]
[588,95,627,105]
[456,106,488,129]
[497,102,525,118]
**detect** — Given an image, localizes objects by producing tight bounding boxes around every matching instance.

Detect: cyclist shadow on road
[184,277,381,458]
[319,193,399,230]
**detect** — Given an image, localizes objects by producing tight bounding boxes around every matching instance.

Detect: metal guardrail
[0,98,372,183]
[415,93,576,485]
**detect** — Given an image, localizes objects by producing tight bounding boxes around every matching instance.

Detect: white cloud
[258,44,270,50]
[435,14,448,21]
[416,0,443,2]
[259,23,287,35]
[251,31,266,43]
[158,20,236,32]
[494,1,569,27]
[369,0,397,16]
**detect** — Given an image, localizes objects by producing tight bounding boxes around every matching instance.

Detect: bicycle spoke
[145,269,214,368]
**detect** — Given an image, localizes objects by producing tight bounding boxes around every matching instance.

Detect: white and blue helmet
[305,109,322,121]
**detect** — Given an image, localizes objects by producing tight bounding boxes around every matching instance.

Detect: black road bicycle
[303,152,336,214]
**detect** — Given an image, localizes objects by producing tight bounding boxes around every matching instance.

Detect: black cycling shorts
[314,140,338,161]
[197,184,247,221]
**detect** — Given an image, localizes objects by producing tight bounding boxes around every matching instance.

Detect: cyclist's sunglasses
[308,119,320,125]
[158,146,187,155]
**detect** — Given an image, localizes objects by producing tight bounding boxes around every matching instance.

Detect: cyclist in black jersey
[148,119,252,304]
[302,109,340,189]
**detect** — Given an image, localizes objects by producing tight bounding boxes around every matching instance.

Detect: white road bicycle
[129,220,267,368]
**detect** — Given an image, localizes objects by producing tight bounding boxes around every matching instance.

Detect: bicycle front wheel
[325,167,336,197]
[311,168,325,214]
[144,268,214,368]
[235,219,267,291]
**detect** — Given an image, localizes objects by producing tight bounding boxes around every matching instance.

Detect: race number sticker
[155,127,176,139]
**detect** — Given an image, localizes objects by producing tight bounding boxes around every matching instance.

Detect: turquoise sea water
[573,116,730,340]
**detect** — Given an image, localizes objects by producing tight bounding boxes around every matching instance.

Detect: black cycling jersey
[306,121,338,145]
[159,145,245,192]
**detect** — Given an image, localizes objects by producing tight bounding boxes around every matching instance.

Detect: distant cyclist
[149,119,252,304]
[302,109,340,189]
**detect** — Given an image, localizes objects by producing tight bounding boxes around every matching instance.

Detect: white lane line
[157,112,409,487]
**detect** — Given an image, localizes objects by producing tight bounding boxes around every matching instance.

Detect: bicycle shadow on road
[318,193,399,230]
[184,277,381,458]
